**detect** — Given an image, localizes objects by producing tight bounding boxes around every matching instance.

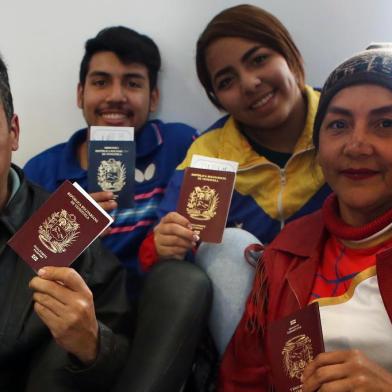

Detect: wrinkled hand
[90,191,117,236]
[29,267,99,365]
[154,211,199,260]
[302,349,392,392]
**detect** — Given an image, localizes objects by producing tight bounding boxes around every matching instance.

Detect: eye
[216,76,234,91]
[378,119,392,128]
[252,54,268,66]
[127,80,142,88]
[92,79,107,87]
[327,120,347,129]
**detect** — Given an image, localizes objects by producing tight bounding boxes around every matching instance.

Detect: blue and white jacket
[24,119,198,297]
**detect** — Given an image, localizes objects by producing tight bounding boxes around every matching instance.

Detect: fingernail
[193,234,200,242]
[187,224,193,230]
[38,268,46,277]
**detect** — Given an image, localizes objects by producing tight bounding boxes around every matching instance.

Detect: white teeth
[102,113,127,119]
[251,92,273,109]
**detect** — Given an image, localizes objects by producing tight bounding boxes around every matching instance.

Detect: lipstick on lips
[340,168,379,180]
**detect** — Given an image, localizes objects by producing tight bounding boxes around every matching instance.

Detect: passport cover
[8,181,113,272]
[88,140,135,209]
[266,303,325,392]
[177,167,235,243]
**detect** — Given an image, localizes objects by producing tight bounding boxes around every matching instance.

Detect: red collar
[323,194,392,241]
[269,210,325,257]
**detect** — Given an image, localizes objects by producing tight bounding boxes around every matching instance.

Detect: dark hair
[0,54,14,125]
[196,4,305,110]
[79,26,161,90]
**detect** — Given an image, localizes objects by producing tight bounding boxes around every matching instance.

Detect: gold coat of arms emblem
[282,334,313,380]
[38,210,80,253]
[97,158,126,192]
[186,186,219,221]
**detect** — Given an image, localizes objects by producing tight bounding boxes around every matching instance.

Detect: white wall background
[2,0,392,166]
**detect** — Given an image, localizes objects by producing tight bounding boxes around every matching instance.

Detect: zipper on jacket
[237,146,314,173]
[277,168,286,229]
[236,146,315,230]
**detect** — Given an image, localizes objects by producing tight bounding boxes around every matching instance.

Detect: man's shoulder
[24,129,85,174]
[185,115,229,150]
[23,143,67,186]
[153,119,199,142]
[11,172,51,219]
[25,142,67,165]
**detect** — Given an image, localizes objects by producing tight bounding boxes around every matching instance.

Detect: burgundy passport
[8,181,113,272]
[177,167,235,243]
[266,303,324,392]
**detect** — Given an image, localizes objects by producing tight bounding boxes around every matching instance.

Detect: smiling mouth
[250,91,274,110]
[101,112,129,120]
[96,109,135,126]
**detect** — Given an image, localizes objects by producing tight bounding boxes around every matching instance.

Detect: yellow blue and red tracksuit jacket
[139,86,331,269]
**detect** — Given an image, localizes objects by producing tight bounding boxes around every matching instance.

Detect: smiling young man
[24,26,198,297]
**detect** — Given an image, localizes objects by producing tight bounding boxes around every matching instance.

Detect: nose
[240,70,262,95]
[106,81,127,102]
[343,125,373,157]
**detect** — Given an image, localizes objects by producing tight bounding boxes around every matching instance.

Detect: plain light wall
[2,0,392,166]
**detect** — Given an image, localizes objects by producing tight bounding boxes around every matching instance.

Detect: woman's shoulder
[268,210,325,254]
[183,115,233,155]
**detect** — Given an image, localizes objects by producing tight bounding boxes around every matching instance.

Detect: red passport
[8,181,113,271]
[266,303,324,392]
[177,167,235,243]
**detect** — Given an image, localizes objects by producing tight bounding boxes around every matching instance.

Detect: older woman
[220,46,392,391]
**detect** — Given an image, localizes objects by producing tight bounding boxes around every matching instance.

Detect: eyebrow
[326,104,392,117]
[87,71,146,80]
[370,105,392,116]
[212,45,264,83]
[325,106,352,117]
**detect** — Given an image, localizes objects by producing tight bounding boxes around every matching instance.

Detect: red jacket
[219,210,392,391]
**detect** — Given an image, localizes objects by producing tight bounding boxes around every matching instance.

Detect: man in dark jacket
[0,53,132,389]
[0,52,212,392]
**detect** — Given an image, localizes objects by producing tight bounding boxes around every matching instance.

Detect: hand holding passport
[8,180,113,271]
[88,126,135,209]
[8,180,113,363]
[266,303,325,392]
[177,155,238,243]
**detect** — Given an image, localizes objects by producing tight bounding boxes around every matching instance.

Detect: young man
[0,52,131,391]
[24,26,198,297]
